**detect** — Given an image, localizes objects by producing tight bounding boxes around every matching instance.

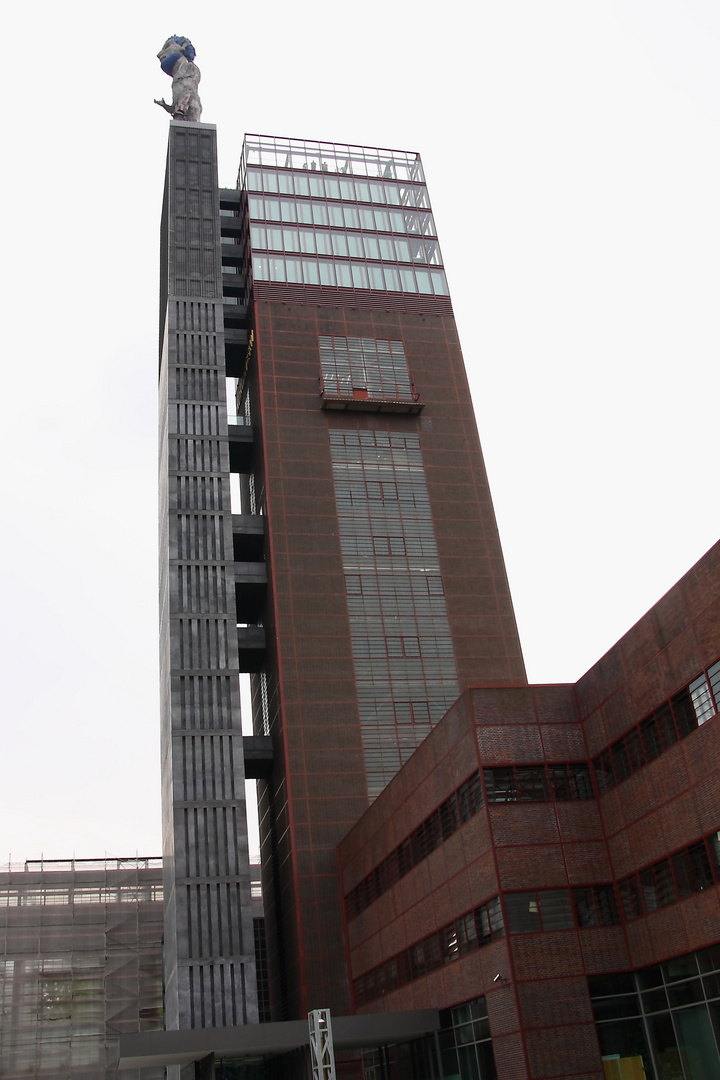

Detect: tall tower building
[158,122,258,1034]
[159,125,525,1033]
[229,135,526,1020]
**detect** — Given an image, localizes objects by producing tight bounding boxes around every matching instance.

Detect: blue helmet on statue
[155,37,202,122]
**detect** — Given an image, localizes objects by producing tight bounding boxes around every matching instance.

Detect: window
[484,763,593,803]
[319,335,418,405]
[573,884,619,927]
[353,897,503,1006]
[593,660,720,792]
[506,889,584,932]
[619,830,720,921]
[345,771,483,919]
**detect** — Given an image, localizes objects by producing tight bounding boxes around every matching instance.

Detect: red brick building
[340,541,720,1079]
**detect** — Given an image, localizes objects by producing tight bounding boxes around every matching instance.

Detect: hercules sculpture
[155,37,202,122]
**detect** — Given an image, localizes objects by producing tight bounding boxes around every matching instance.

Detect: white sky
[1,1,719,862]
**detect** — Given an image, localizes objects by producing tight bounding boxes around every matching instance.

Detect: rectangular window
[690,671,717,726]
[506,889,574,932]
[673,843,714,896]
[539,890,575,930]
[592,661,720,792]
[486,763,592,803]
[573,885,619,927]
[505,892,541,933]
[320,336,416,404]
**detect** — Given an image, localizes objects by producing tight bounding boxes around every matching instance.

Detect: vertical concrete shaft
[159,121,258,1032]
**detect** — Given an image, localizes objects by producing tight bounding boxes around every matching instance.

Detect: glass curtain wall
[590,945,720,1080]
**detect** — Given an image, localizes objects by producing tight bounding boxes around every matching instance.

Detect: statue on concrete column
[155,36,202,122]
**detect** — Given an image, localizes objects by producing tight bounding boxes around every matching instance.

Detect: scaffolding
[0,858,164,1079]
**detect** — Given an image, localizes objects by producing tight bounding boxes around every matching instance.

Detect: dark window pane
[569,764,594,800]
[549,765,571,801]
[596,884,619,926]
[640,868,659,912]
[477,898,504,943]
[640,714,663,762]
[457,782,473,822]
[589,973,637,998]
[425,933,443,973]
[709,1001,720,1058]
[663,954,699,982]
[594,751,615,794]
[397,841,412,878]
[655,704,678,750]
[698,945,720,975]
[444,924,460,963]
[674,1004,720,1080]
[467,772,484,814]
[538,889,574,930]
[592,995,642,1021]
[646,1013,681,1075]
[672,688,698,738]
[440,794,460,839]
[595,1017,652,1072]
[455,1022,476,1046]
[484,768,515,803]
[620,876,643,920]
[667,978,704,1009]
[636,965,663,990]
[573,887,597,927]
[516,766,548,802]
[457,911,478,955]
[476,1042,497,1080]
[707,832,720,880]
[472,1018,491,1042]
[625,727,645,772]
[612,738,631,781]
[673,843,714,897]
[708,659,720,714]
[486,897,504,937]
[469,997,489,1020]
[505,893,541,934]
[451,1004,472,1026]
[457,1045,480,1080]
[653,859,676,907]
[641,987,669,1012]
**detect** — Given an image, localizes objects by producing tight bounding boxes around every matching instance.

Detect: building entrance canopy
[118,1010,439,1069]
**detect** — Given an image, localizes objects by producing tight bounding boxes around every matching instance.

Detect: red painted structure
[340,541,720,1079]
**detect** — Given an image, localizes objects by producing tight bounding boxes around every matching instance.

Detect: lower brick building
[340,540,720,1080]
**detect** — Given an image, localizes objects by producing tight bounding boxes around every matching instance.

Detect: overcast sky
[1,1,719,863]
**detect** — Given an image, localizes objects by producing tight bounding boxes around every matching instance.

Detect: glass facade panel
[590,947,720,1080]
[436,997,497,1080]
[330,429,458,798]
[242,137,449,298]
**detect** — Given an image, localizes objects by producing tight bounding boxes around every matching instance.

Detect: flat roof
[118,1010,440,1068]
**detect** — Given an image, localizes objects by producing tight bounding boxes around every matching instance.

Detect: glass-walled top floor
[240,134,425,184]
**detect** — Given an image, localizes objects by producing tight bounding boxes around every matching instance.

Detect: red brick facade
[339,542,720,1079]
[248,300,526,1019]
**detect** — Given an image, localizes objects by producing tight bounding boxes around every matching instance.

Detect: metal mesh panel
[0,860,164,1080]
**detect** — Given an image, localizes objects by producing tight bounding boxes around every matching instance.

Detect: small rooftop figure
[155,37,202,122]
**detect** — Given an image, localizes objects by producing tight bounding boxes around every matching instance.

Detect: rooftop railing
[241,134,424,185]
